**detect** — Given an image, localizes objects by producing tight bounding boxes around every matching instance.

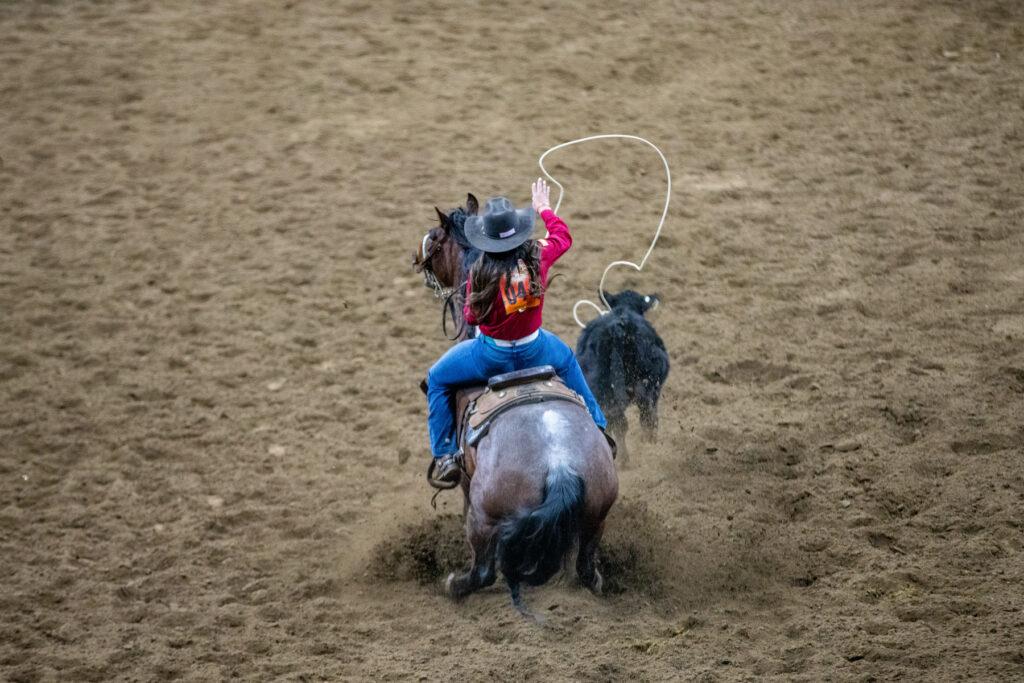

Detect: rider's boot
[434,451,463,483]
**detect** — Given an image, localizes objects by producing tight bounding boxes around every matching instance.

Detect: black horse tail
[497,467,585,605]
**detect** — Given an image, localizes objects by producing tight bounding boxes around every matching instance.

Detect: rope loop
[537,134,671,328]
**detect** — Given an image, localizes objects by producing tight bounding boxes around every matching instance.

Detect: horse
[412,194,481,341]
[412,195,619,616]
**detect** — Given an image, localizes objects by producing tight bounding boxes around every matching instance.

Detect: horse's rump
[466,400,617,614]
[453,371,588,479]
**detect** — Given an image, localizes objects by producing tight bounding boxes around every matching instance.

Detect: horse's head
[412,193,479,296]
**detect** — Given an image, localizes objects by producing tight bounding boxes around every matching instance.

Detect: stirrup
[426,454,462,490]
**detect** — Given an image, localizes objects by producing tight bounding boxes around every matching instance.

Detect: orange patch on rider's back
[500,261,542,315]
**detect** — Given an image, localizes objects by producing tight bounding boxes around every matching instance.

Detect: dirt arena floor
[2,0,1023,680]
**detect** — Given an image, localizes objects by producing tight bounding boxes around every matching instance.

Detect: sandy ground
[2,0,1023,680]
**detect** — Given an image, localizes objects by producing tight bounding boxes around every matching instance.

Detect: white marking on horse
[541,408,572,470]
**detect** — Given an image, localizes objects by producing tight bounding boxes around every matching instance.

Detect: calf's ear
[602,290,619,309]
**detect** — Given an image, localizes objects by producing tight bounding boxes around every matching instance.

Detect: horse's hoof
[444,572,455,596]
[590,570,604,596]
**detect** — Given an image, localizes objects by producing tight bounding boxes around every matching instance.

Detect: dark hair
[467,241,544,320]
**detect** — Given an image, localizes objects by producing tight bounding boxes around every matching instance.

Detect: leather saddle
[464,366,584,446]
[430,366,586,479]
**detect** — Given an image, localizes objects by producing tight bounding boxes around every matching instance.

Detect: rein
[418,225,473,341]
[441,287,467,341]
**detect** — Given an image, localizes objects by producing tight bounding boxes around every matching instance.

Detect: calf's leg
[636,382,661,442]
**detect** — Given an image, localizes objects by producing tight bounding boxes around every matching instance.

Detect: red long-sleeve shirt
[463,209,572,340]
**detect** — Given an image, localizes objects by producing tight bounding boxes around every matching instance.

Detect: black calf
[576,290,669,458]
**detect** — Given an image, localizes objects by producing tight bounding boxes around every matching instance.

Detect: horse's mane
[446,207,474,250]
[446,206,480,286]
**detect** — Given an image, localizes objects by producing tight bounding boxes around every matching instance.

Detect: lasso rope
[537,134,671,328]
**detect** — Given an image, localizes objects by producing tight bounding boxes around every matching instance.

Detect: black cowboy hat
[462,196,536,253]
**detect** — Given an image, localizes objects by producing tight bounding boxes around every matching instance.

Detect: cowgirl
[427,179,607,482]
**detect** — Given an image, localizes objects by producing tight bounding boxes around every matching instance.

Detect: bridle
[415,229,454,300]
[415,227,471,341]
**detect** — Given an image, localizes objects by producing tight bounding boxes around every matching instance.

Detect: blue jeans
[426,329,607,457]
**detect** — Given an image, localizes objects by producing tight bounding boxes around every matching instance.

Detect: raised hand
[531,177,551,213]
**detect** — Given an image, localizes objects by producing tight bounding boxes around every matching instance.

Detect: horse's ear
[466,193,479,215]
[434,206,451,232]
